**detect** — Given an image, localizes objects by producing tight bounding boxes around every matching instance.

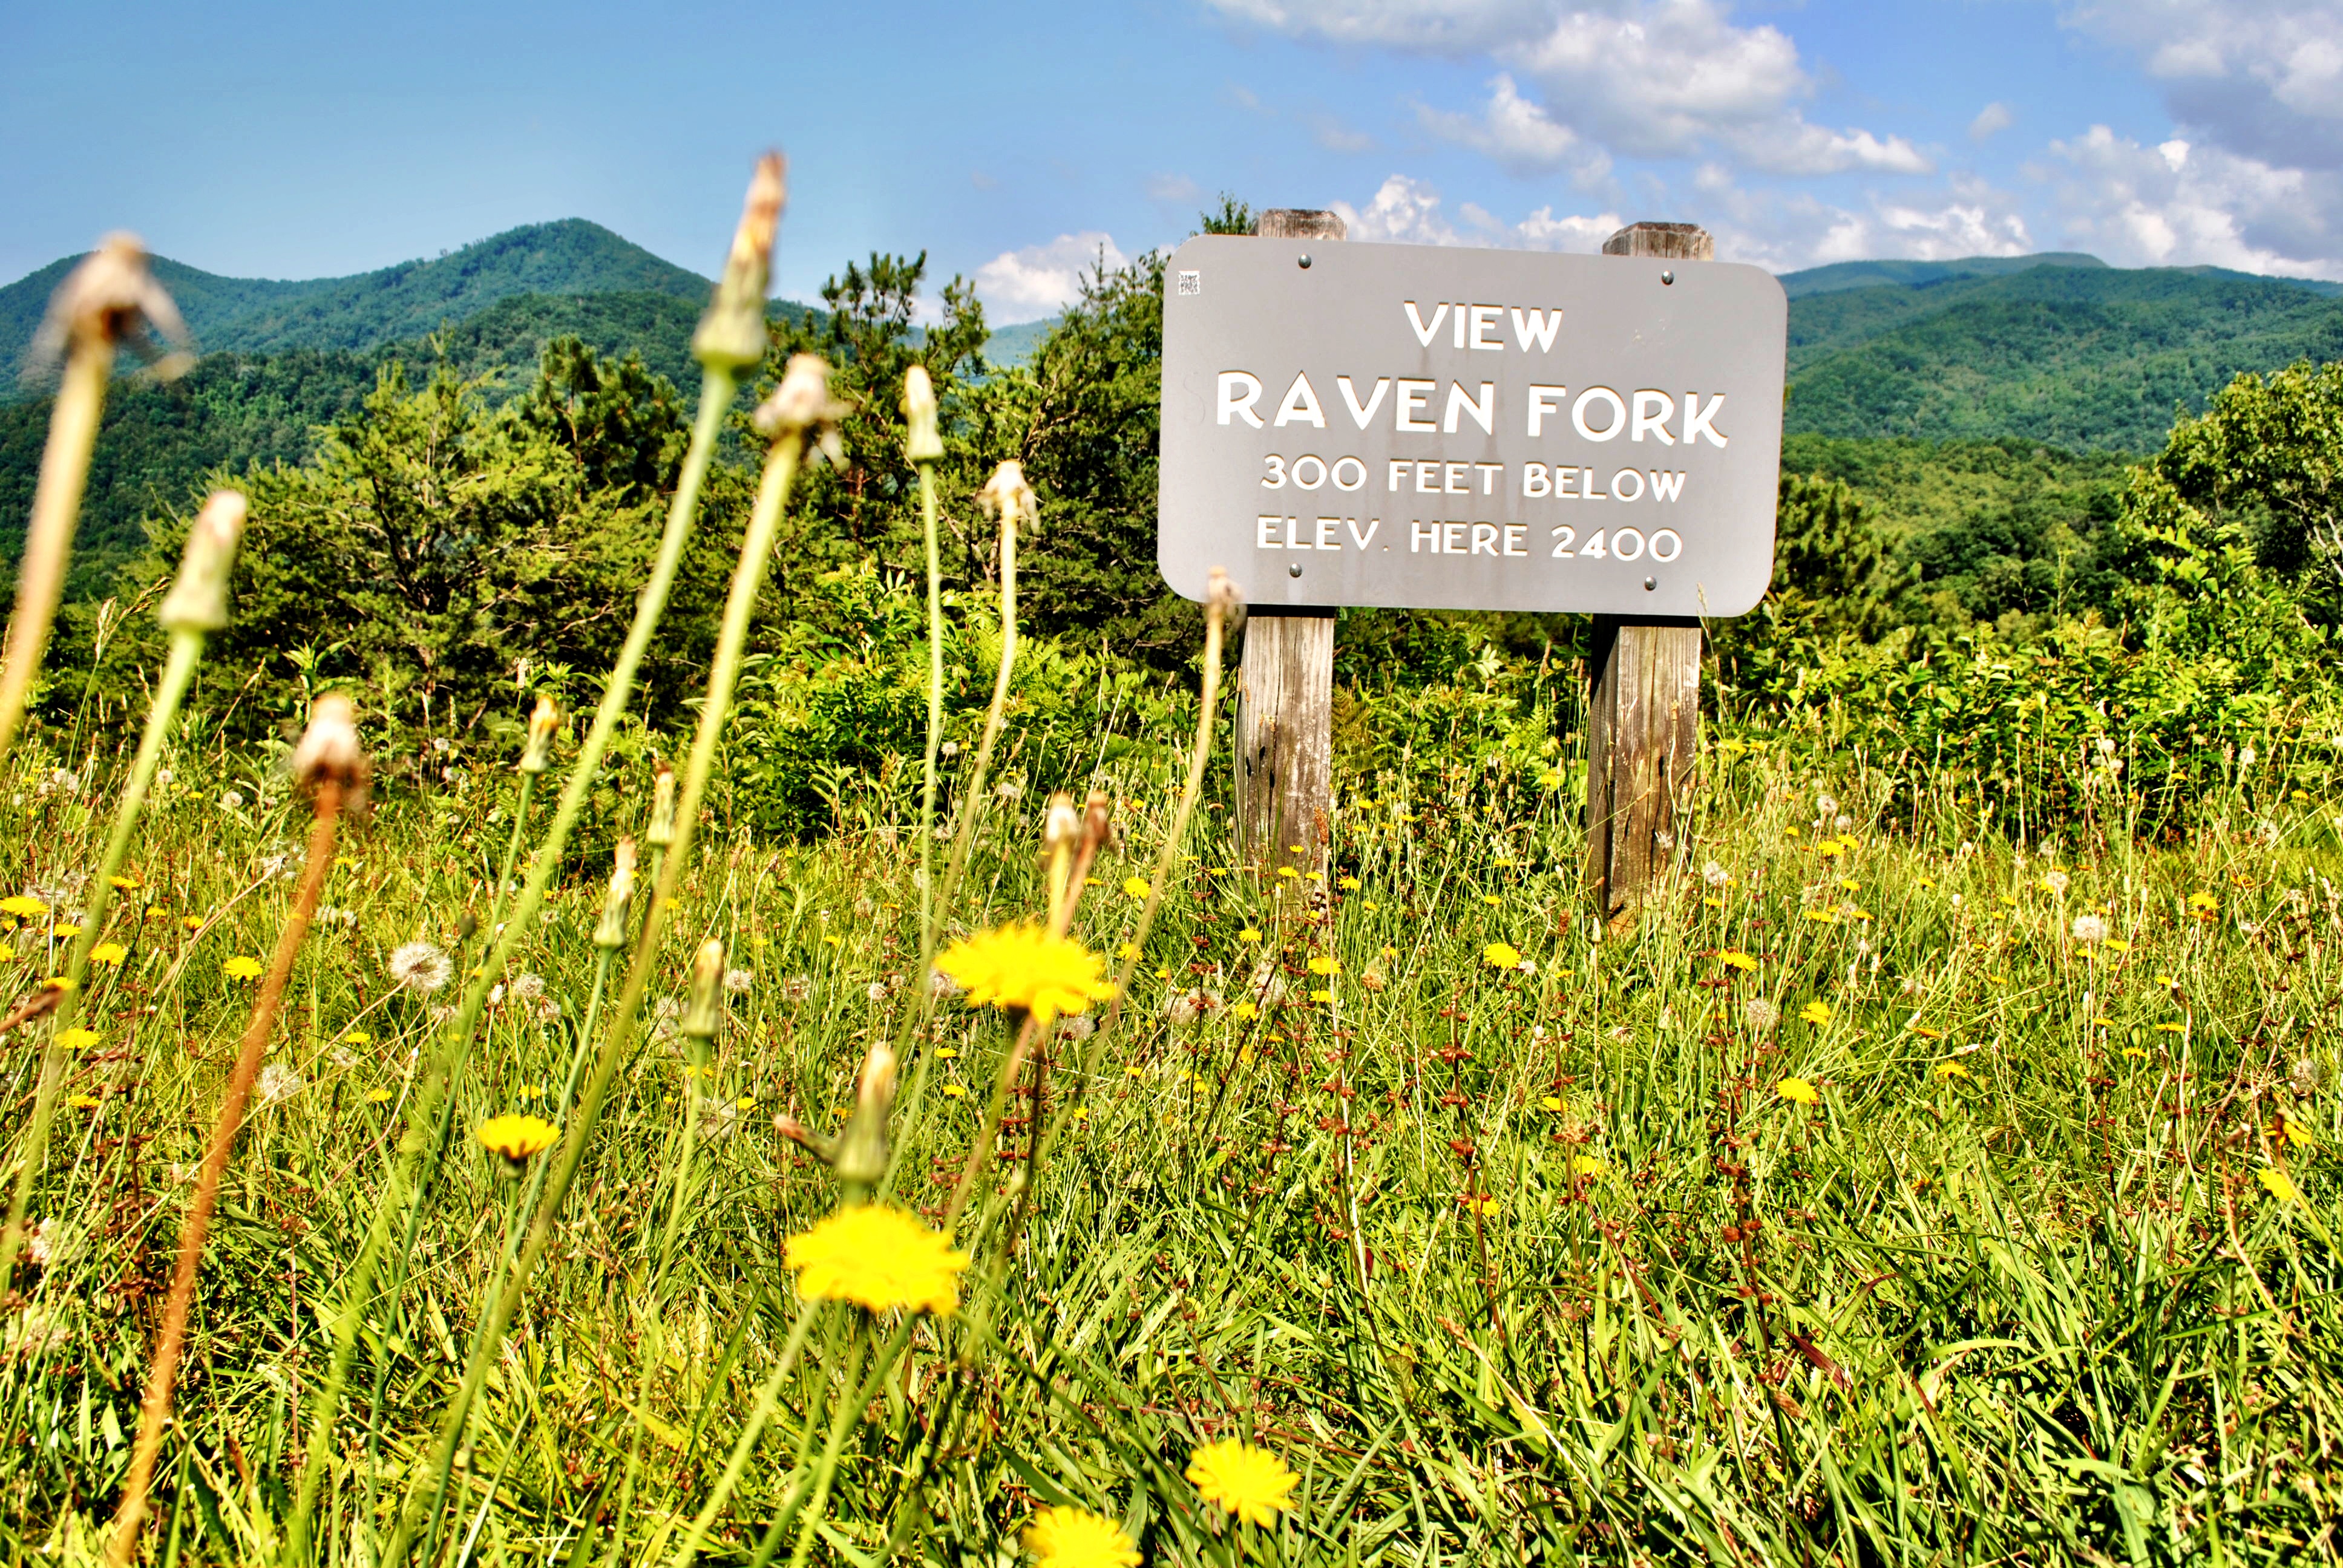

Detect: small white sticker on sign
[1177,270,1202,296]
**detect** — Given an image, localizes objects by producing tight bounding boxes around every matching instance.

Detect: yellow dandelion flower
[1122,877,1151,900]
[2155,1022,2186,1034]
[1933,1061,1970,1080]
[1,895,45,918]
[934,924,1116,1025]
[936,1046,958,1059]
[48,923,80,939]
[44,976,73,992]
[1115,941,1142,960]
[1364,901,1381,913]
[2282,1117,2316,1149]
[1308,988,1333,1003]
[1306,954,1341,976]
[1464,1195,1499,1217]
[1572,1154,1606,1177]
[366,1087,394,1102]
[182,915,205,932]
[108,875,138,890]
[2105,938,2132,953]
[1022,1506,1139,1568]
[784,1203,969,1316]
[2155,973,2178,988]
[477,1114,560,1164]
[68,1094,101,1110]
[2259,1168,2301,1204]
[1909,1024,1945,1039]
[1231,1001,1258,1021]
[1239,927,1262,941]
[1277,867,1300,880]
[1338,876,1360,890]
[1480,894,1501,907]
[222,956,264,980]
[1777,1077,1820,1106]
[1803,909,1840,925]
[1705,897,1725,907]
[88,942,127,966]
[2187,892,2218,920]
[343,1030,370,1045]
[1187,1439,1299,1527]
[1798,1001,1831,1026]
[58,1028,99,1050]
[2122,1047,2146,1060]
[1539,1095,1564,1112]
[1717,950,1757,972]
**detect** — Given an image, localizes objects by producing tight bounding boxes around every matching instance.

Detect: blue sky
[5,0,2338,321]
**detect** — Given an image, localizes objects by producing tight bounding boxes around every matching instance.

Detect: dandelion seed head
[388,941,452,994]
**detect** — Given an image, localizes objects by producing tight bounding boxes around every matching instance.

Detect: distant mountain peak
[0,220,713,386]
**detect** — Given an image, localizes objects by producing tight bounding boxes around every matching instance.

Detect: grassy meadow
[5,697,2341,1564]
[10,165,2343,1568]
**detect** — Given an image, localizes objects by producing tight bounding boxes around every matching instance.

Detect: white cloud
[2064,1,2343,171]
[1204,0,1557,51]
[972,232,1129,322]
[1333,174,1465,245]
[1416,74,1610,180]
[1147,173,1203,205]
[1331,174,1623,250]
[1221,0,1937,192]
[2036,123,2343,278]
[1732,119,1933,177]
[1970,101,2015,142]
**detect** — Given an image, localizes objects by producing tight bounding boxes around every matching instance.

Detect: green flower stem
[289,364,738,1564]
[0,339,113,762]
[380,417,808,1566]
[761,1315,917,1568]
[660,1304,822,1567]
[931,499,1018,929]
[917,458,943,977]
[584,1082,705,1568]
[485,773,538,935]
[1,626,203,1289]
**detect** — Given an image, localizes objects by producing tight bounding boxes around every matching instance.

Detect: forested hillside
[1780,262,2343,451]
[8,221,2343,627]
[0,220,710,385]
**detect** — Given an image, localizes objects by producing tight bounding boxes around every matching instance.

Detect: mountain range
[5,219,2343,596]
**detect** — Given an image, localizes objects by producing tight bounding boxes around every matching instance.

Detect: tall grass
[5,675,2340,1562]
[7,160,2343,1568]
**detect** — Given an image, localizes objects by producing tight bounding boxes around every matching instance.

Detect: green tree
[101,344,726,758]
[2152,358,2343,610]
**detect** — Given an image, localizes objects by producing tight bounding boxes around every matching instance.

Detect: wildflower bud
[753,353,848,466]
[1207,564,1245,637]
[692,154,786,371]
[1043,791,1080,928]
[833,1039,896,1188]
[519,695,557,774]
[594,839,636,949]
[32,232,192,373]
[902,365,944,463]
[681,938,726,1040]
[977,460,1038,532]
[157,491,247,634]
[290,692,366,794]
[647,765,677,848]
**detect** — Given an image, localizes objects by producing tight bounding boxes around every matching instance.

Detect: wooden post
[1585,221,1712,924]
[1235,208,1345,877]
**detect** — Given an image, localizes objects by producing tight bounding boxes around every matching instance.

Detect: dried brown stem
[106,778,346,1566]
